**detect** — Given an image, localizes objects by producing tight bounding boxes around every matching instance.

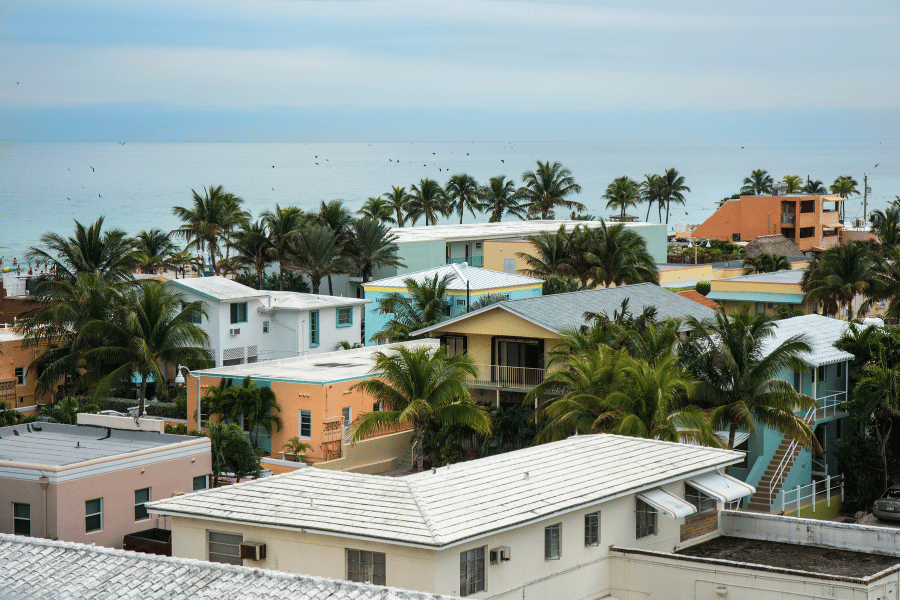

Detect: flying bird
[315,163,319,165]
[67,197,70,201]
[466,153,469,156]
[272,165,274,168]
[875,164,879,168]
[501,159,504,163]
[432,152,435,155]
[99,194,101,198]
[90,166,94,172]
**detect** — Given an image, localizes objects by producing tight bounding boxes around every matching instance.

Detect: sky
[1,0,898,141]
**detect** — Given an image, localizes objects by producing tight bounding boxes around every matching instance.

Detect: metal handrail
[781,475,844,514]
[470,364,546,391]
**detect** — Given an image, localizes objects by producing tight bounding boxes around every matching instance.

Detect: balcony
[470,364,546,391]
[781,213,796,225]
[447,256,484,268]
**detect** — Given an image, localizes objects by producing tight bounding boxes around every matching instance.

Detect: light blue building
[362,262,543,345]
[727,315,855,513]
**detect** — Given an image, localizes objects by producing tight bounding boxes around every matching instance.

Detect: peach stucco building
[692,193,844,252]
[0,325,53,409]
[0,422,211,549]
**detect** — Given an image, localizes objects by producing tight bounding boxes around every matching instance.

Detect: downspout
[467,281,470,313]
[38,475,49,539]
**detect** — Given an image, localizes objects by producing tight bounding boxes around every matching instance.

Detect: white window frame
[14,367,25,386]
[86,498,102,533]
[298,409,312,439]
[134,488,151,521]
[346,548,386,585]
[262,320,269,333]
[685,483,717,513]
[208,530,243,565]
[584,511,600,547]
[635,498,657,539]
[193,475,209,491]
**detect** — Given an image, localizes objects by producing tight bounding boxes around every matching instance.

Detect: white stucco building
[165,277,369,367]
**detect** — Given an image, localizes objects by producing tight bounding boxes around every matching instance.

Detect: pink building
[0,422,211,549]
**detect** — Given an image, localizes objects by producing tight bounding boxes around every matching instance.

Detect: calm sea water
[1,140,897,262]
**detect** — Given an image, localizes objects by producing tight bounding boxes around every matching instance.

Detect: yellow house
[412,284,717,406]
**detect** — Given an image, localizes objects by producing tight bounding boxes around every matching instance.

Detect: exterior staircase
[746,436,801,512]
[398,440,417,470]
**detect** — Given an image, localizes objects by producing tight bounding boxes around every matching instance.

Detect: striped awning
[637,488,697,519]
[688,472,756,503]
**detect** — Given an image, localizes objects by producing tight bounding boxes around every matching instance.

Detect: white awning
[636,489,697,519]
[688,472,756,503]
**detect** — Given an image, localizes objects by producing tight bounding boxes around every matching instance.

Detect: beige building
[0,422,211,549]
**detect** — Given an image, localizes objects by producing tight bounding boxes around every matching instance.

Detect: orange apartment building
[691,193,844,252]
[0,324,53,409]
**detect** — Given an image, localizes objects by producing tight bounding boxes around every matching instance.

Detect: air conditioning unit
[489,546,511,564]
[229,328,240,335]
[239,541,266,561]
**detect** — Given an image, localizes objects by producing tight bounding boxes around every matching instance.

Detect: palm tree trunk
[646,201,652,221]
[139,373,148,418]
[311,276,320,295]
[279,265,285,291]
[328,275,334,296]
[257,268,264,290]
[416,425,424,472]
[728,421,737,450]
[665,199,671,224]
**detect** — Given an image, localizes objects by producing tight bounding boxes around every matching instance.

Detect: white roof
[717,269,805,285]
[166,276,268,302]
[0,534,461,600]
[759,314,855,367]
[364,262,541,291]
[148,434,743,548]
[193,339,439,383]
[266,290,370,310]
[389,220,658,244]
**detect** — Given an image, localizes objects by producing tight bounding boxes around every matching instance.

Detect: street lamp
[688,239,712,264]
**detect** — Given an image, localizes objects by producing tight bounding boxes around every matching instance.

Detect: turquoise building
[362,263,543,345]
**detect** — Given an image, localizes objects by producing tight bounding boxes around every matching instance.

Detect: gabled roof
[266,290,370,310]
[166,276,267,302]
[148,434,743,548]
[413,283,717,336]
[759,314,855,367]
[0,534,461,600]
[676,290,720,310]
[363,263,541,291]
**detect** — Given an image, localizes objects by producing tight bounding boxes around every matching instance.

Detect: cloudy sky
[2,0,898,140]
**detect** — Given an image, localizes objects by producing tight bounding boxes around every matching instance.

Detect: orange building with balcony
[0,325,53,409]
[691,193,844,252]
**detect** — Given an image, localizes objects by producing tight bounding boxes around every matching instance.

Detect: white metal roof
[759,314,855,367]
[166,276,268,302]
[716,269,805,285]
[266,290,370,311]
[363,262,542,291]
[148,434,743,548]
[193,339,439,383]
[389,220,659,244]
[0,534,462,600]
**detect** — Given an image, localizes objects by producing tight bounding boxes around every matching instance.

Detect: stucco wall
[313,429,413,474]
[0,334,53,407]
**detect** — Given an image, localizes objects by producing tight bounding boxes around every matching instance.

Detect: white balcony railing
[470,364,546,391]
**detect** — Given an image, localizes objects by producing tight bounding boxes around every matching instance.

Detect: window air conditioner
[229,328,240,335]
[239,541,266,561]
[489,546,511,564]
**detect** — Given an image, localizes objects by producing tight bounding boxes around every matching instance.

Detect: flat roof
[194,339,439,383]
[677,536,899,579]
[0,423,205,467]
[166,276,268,302]
[389,219,659,244]
[716,269,805,285]
[0,534,462,600]
[148,434,743,548]
[266,290,369,310]
[364,262,542,290]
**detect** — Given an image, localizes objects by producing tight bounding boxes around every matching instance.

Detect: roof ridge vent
[406,479,441,545]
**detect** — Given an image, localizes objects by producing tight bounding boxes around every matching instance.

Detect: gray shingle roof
[148,435,743,548]
[0,534,461,600]
[414,283,717,336]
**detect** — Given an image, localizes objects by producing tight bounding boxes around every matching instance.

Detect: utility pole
[863,174,868,224]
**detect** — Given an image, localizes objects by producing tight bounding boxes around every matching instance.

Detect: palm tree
[345,218,406,283]
[373,273,455,342]
[801,242,882,320]
[350,345,491,471]
[136,229,177,274]
[261,204,305,291]
[603,176,640,219]
[27,216,141,282]
[382,186,411,227]
[220,192,249,261]
[172,185,247,275]
[445,173,481,224]
[315,199,355,295]
[686,307,818,450]
[658,168,691,225]
[516,225,572,280]
[582,221,660,287]
[287,223,355,295]
[226,376,283,449]
[803,179,827,194]
[741,169,774,196]
[229,220,274,289]
[358,197,396,225]
[782,175,804,193]
[743,253,790,275]
[206,422,261,486]
[853,357,900,491]
[875,260,900,321]
[479,175,526,222]
[830,175,860,199]
[519,161,584,220]
[78,281,210,417]
[869,202,900,254]
[407,178,449,226]
[640,173,663,222]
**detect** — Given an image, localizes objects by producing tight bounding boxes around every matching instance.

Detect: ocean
[1,139,897,263]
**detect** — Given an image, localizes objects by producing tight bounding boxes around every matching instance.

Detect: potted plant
[281,437,312,462]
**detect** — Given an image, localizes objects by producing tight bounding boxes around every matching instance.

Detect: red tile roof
[676,290,720,310]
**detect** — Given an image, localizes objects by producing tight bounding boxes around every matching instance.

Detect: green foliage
[0,401,25,427]
[234,271,311,293]
[695,281,711,296]
[99,398,188,419]
[374,273,456,342]
[802,242,882,320]
[203,376,283,449]
[542,276,590,295]
[164,423,203,436]
[520,160,585,220]
[741,169,774,195]
[744,253,790,275]
[421,405,538,467]
[205,422,262,486]
[468,293,508,311]
[282,437,313,461]
[40,396,100,424]
[835,428,899,513]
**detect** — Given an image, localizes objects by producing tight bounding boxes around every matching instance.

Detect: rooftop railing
[469,364,546,391]
[447,256,484,268]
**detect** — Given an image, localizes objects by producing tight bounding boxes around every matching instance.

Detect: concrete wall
[265,304,366,356]
[313,429,413,474]
[76,413,165,433]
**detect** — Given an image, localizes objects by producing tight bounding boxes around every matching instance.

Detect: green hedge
[100,398,187,420]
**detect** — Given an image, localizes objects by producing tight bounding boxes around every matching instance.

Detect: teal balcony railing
[447,256,484,267]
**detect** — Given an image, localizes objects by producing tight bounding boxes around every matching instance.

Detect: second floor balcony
[447,256,484,268]
[469,363,546,392]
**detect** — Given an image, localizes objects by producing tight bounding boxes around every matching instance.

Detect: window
[584,512,600,547]
[835,418,843,441]
[635,499,657,539]
[817,366,825,382]
[134,488,151,521]
[444,303,452,317]
[240,414,251,433]
[309,311,320,347]
[342,407,352,426]
[230,302,248,324]
[503,258,516,274]
[685,484,717,513]
[13,503,30,536]
[336,307,352,328]
[544,523,561,559]
[442,335,466,356]
[459,546,485,596]
[347,549,386,585]
[373,402,383,412]
[735,438,749,469]
[836,362,843,378]
[15,367,25,386]
[208,530,243,565]
[182,303,201,324]
[193,475,208,491]
[85,498,102,533]
[793,371,801,392]
[262,321,269,333]
[298,410,312,439]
